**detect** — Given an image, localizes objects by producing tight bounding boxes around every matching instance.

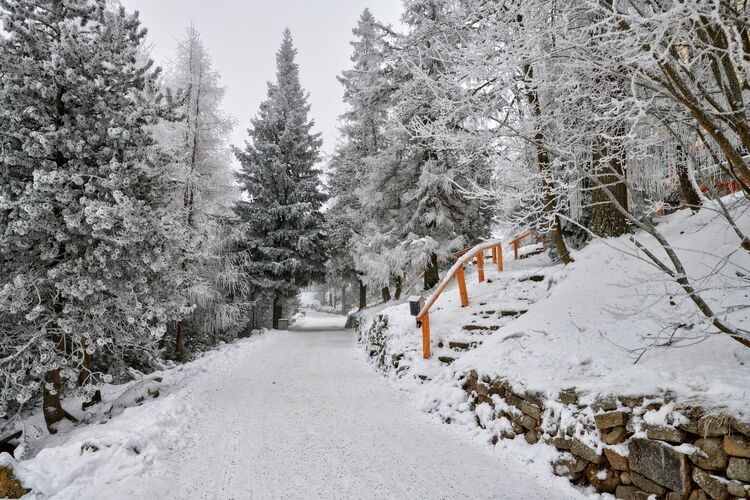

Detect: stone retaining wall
[358,314,750,500]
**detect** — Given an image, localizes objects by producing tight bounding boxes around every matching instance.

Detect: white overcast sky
[119,0,404,158]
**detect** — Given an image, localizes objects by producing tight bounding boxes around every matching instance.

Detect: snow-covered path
[104,310,583,499]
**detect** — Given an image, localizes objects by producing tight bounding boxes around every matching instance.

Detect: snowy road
[104,310,584,500]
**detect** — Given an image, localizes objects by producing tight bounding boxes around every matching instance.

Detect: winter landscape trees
[326,1,750,347]
[233,29,327,329]
[0,1,749,493]
[0,0,190,432]
[0,1,320,433]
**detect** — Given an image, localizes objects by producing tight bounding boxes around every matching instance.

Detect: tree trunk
[590,136,629,238]
[272,295,282,330]
[423,253,440,290]
[381,287,391,302]
[78,341,102,411]
[175,320,186,363]
[78,350,102,410]
[522,62,573,264]
[675,146,702,212]
[341,284,347,315]
[358,280,367,311]
[394,276,403,300]
[43,368,65,434]
[43,330,66,434]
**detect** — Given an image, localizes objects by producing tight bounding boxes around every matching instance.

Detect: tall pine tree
[233,30,327,328]
[0,0,186,431]
[327,9,392,307]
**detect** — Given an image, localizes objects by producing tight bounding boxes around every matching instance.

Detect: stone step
[448,340,481,351]
[520,274,545,282]
[463,324,500,332]
[438,355,456,365]
[500,310,528,317]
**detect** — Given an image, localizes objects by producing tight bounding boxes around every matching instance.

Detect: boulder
[547,436,575,450]
[628,438,691,494]
[647,426,687,444]
[691,438,729,471]
[603,426,628,445]
[475,383,489,397]
[584,463,619,494]
[615,485,652,499]
[558,388,579,406]
[595,410,629,430]
[688,491,710,500]
[437,355,455,365]
[572,439,604,464]
[692,468,728,500]
[552,455,588,480]
[605,448,630,471]
[520,414,537,431]
[630,471,667,495]
[724,435,750,459]
[732,419,750,438]
[726,480,748,498]
[594,396,619,412]
[667,492,692,500]
[519,400,542,422]
[525,429,539,445]
[727,457,750,482]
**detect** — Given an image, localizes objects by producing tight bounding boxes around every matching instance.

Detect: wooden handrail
[415,232,541,359]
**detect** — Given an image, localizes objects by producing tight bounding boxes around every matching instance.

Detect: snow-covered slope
[359,195,750,422]
[6,333,281,498]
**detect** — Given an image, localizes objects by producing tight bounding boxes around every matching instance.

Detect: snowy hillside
[358,196,750,421]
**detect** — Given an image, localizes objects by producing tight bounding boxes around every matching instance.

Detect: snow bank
[7,332,279,498]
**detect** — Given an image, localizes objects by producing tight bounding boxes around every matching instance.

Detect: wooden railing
[415,232,539,359]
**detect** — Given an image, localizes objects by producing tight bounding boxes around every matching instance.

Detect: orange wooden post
[421,312,431,359]
[514,239,519,260]
[456,265,469,307]
[491,246,498,264]
[497,245,503,272]
[476,251,485,283]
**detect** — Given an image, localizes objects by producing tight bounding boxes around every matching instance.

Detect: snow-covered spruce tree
[233,30,327,328]
[375,0,492,290]
[157,25,242,361]
[0,0,186,431]
[327,9,394,305]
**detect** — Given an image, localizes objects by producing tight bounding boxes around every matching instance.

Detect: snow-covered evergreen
[326,9,393,304]
[233,30,327,328]
[0,0,186,431]
[157,26,243,361]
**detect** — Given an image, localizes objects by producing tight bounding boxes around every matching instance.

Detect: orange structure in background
[416,232,537,360]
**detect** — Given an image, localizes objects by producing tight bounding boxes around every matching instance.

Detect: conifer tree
[0,0,186,431]
[367,0,492,290]
[158,26,241,361]
[233,30,327,328]
[327,9,392,306]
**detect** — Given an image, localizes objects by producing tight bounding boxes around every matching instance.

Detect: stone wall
[357,313,750,500]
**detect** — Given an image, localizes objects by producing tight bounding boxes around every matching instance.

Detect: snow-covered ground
[6,311,588,499]
[357,195,750,425]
